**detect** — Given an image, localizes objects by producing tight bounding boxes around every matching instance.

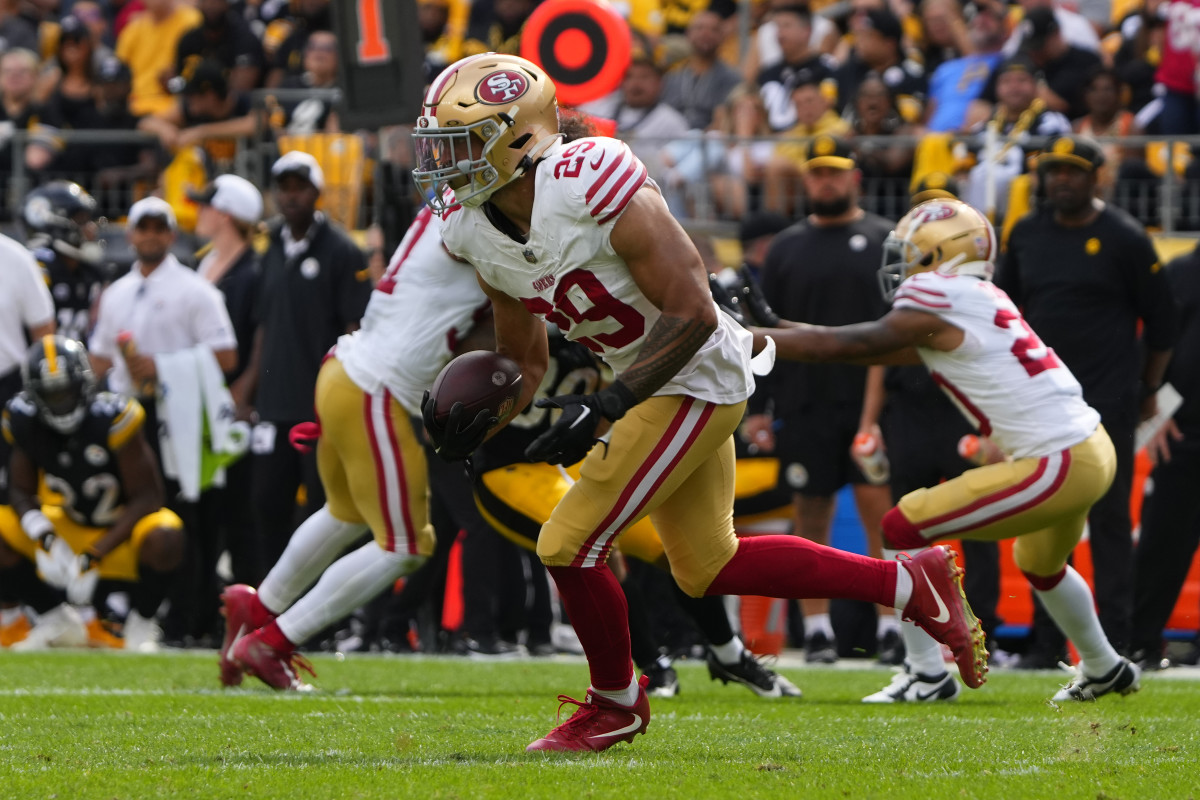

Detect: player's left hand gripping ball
[422,390,496,463]
[525,381,637,465]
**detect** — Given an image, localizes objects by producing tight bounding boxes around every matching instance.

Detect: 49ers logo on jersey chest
[476,71,528,104]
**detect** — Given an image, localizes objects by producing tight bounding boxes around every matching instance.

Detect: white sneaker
[863,665,961,703]
[1051,658,1140,702]
[124,611,163,653]
[11,604,88,651]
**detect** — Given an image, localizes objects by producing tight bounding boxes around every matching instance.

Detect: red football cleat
[899,546,989,689]
[527,675,650,753]
[219,585,275,687]
[228,629,316,691]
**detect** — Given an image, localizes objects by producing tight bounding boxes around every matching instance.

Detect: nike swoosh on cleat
[921,568,951,624]
[915,686,946,701]
[589,714,643,740]
[224,625,247,661]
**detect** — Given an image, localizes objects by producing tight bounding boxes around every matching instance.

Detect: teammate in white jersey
[413,52,988,753]
[754,198,1141,703]
[217,208,488,690]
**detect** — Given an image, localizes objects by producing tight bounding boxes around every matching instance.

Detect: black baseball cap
[861,8,903,41]
[804,135,856,171]
[1035,135,1105,172]
[180,60,228,97]
[1022,7,1060,48]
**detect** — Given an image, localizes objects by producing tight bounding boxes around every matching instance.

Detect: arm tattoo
[620,313,716,401]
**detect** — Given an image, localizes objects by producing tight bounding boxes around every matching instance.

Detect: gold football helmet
[413,53,561,214]
[879,199,996,301]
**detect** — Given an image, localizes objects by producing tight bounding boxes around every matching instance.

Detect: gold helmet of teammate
[878,199,997,301]
[413,53,561,214]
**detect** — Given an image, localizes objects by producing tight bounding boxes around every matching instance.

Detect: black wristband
[1140,380,1163,401]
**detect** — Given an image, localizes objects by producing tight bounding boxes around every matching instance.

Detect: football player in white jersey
[217,207,489,690]
[413,53,987,752]
[754,198,1141,703]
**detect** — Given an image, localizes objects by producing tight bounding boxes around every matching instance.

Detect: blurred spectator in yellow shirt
[116,0,202,116]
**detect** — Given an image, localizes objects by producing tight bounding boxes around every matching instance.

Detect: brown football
[429,350,523,429]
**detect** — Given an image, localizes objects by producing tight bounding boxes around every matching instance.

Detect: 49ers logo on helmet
[912,202,956,223]
[476,70,529,104]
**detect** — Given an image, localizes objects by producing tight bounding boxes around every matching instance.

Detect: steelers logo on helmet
[476,70,529,104]
[878,199,996,301]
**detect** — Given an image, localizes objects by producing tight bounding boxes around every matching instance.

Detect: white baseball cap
[271,150,325,192]
[187,174,263,223]
[126,197,177,230]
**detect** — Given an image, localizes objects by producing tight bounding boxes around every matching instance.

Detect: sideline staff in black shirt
[746,135,894,663]
[998,134,1175,657]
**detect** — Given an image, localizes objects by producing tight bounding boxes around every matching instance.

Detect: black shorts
[775,406,866,496]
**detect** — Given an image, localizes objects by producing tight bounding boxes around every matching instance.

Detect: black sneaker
[455,635,524,659]
[878,628,906,666]
[1052,658,1141,702]
[706,649,802,698]
[804,632,838,664]
[642,656,680,698]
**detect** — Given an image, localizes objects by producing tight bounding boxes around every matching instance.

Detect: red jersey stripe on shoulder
[903,280,948,297]
[590,158,639,218]
[585,146,628,203]
[895,293,952,309]
[597,164,648,225]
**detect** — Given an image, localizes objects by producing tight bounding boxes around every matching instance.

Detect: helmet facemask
[413,115,512,213]
[879,233,933,302]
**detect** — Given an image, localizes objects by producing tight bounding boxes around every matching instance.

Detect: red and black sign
[521,0,632,107]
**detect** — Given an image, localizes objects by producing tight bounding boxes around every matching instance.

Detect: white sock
[1032,565,1120,677]
[593,675,639,707]
[892,560,914,610]
[804,613,834,641]
[258,506,369,614]
[275,542,425,645]
[710,636,746,665]
[884,547,946,678]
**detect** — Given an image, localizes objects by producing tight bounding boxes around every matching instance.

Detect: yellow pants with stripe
[896,427,1116,575]
[0,505,182,581]
[314,358,435,556]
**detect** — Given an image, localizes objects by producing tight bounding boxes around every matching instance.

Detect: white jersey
[336,207,488,415]
[894,271,1100,459]
[439,137,754,405]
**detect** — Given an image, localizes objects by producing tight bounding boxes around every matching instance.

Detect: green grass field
[0,651,1196,800]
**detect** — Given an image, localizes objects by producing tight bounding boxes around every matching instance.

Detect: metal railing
[10,127,1200,235]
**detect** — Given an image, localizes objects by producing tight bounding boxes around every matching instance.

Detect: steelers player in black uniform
[999,135,1177,662]
[472,330,801,698]
[0,336,185,651]
[21,182,108,343]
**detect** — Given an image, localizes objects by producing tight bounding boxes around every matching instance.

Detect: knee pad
[881,507,926,550]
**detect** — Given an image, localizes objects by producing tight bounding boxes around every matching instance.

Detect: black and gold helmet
[21,335,95,434]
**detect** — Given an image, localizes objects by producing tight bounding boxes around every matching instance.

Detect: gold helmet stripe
[43,335,58,377]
